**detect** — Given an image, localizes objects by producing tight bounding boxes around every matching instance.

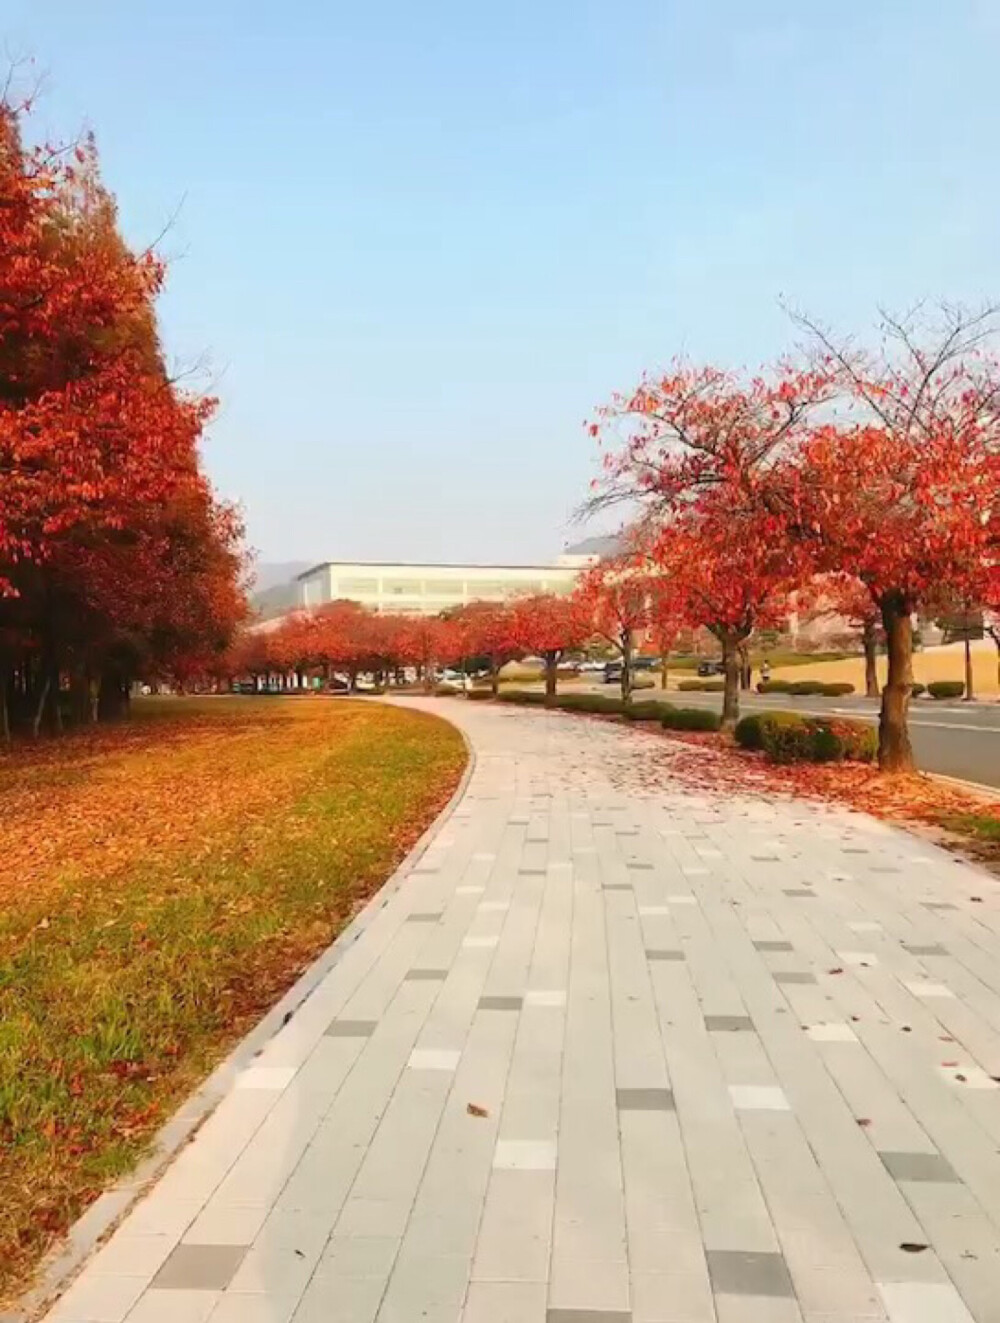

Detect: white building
[297,556,593,616]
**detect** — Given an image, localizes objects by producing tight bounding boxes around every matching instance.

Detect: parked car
[578,659,606,673]
[603,661,623,684]
[697,660,726,677]
[633,656,660,672]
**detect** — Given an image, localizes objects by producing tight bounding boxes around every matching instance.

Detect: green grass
[939,812,1000,844]
[0,697,465,1303]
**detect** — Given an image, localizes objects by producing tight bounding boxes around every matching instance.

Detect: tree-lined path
[43,701,1000,1323]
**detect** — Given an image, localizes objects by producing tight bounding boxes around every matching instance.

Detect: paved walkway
[44,701,1000,1323]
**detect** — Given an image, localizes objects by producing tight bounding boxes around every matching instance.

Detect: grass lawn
[0,696,466,1304]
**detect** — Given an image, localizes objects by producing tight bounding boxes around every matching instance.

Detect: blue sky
[6,1,999,569]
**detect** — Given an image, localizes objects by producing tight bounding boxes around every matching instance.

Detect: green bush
[757,679,793,693]
[623,699,676,722]
[555,693,624,715]
[927,680,965,700]
[911,683,926,697]
[434,682,460,696]
[702,680,725,692]
[466,688,494,701]
[497,690,548,706]
[734,713,769,750]
[757,712,876,764]
[631,672,656,691]
[787,680,826,696]
[820,682,855,696]
[678,679,706,691]
[661,707,722,732]
[759,712,812,762]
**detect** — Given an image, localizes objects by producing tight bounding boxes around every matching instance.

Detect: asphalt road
[590,683,1000,790]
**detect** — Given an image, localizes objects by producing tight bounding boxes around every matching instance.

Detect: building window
[337,578,379,595]
[381,578,423,595]
[422,579,464,596]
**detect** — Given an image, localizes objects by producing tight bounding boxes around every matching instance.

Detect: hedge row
[734,711,876,763]
[486,689,721,730]
[927,680,965,699]
[677,679,725,692]
[757,679,855,696]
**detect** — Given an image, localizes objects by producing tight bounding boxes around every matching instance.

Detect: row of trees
[587,304,1000,771]
[1,94,245,739]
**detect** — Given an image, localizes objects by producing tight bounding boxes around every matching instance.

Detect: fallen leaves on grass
[0,697,466,1305]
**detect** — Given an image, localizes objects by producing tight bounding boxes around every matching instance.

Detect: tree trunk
[963,634,974,701]
[98,669,130,722]
[620,631,633,705]
[878,598,915,773]
[0,667,10,747]
[990,628,1000,692]
[32,671,52,739]
[862,621,880,698]
[660,656,669,692]
[721,637,740,727]
[545,652,558,705]
[490,656,499,698]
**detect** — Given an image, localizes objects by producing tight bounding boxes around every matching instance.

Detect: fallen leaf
[466,1102,489,1118]
[900,1243,928,1254]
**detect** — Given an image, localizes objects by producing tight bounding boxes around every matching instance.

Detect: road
[592,683,1000,790]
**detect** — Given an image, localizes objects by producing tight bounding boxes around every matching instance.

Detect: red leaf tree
[589,362,828,723]
[576,561,650,704]
[509,593,589,703]
[793,304,1000,770]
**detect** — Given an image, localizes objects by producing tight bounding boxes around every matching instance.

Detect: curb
[10,710,476,1323]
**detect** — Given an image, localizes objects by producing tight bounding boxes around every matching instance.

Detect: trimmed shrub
[702,680,725,692]
[678,679,706,691]
[662,707,722,732]
[820,682,855,696]
[555,693,625,715]
[497,689,548,706]
[757,679,793,693]
[759,712,812,762]
[787,680,826,696]
[466,688,494,701]
[632,672,656,691]
[434,682,460,696]
[911,683,926,697]
[623,699,676,722]
[927,680,965,700]
[758,712,876,764]
[734,713,769,750]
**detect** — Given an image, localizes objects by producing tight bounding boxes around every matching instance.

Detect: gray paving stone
[753,941,794,953]
[547,1313,632,1323]
[616,1088,675,1112]
[879,1151,961,1184]
[479,995,523,1011]
[705,1015,755,1033]
[783,889,816,898]
[151,1243,247,1290]
[406,968,448,981]
[706,1250,794,1298]
[902,943,948,956]
[408,911,443,923]
[774,972,817,985]
[646,949,686,962]
[325,1019,378,1037]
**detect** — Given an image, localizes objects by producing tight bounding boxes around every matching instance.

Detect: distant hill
[248,561,310,620]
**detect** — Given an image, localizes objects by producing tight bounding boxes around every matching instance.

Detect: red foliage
[1,98,245,732]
